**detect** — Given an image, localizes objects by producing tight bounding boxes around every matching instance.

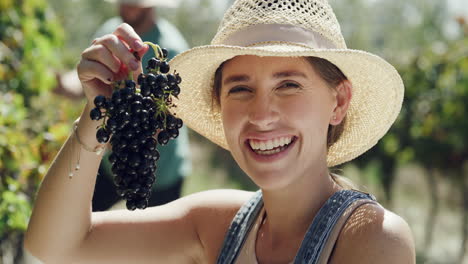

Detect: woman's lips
[245,136,297,162]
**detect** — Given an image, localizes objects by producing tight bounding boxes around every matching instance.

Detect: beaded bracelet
[69,119,106,178]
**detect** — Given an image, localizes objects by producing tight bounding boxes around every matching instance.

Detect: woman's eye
[278,82,301,90]
[228,86,250,94]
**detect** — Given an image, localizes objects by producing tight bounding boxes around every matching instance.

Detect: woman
[24,0,415,263]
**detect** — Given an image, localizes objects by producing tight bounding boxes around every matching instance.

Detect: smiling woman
[24,0,415,263]
[215,56,350,191]
[213,55,353,190]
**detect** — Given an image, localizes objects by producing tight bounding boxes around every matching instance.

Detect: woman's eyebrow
[272,70,307,79]
[223,70,306,85]
[223,74,250,85]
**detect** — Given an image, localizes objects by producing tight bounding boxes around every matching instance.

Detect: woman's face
[220,55,340,190]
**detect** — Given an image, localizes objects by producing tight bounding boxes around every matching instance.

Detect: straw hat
[170,0,404,167]
[104,0,180,8]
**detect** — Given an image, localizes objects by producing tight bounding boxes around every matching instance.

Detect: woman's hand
[77,23,149,103]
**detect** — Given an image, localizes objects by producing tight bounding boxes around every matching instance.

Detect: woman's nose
[247,95,280,129]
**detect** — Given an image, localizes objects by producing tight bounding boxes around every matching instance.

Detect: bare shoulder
[330,203,416,264]
[182,189,256,263]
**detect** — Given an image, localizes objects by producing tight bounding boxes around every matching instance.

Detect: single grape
[157,130,170,145]
[94,95,107,108]
[90,107,102,121]
[161,48,168,59]
[96,127,110,143]
[159,61,170,74]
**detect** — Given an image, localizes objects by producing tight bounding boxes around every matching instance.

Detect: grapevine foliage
[0,0,73,261]
[353,32,468,199]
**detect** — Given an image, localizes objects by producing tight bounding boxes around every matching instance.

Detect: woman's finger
[81,44,121,74]
[113,23,147,53]
[77,58,114,86]
[93,33,140,72]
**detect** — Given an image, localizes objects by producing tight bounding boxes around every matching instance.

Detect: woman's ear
[330,80,352,125]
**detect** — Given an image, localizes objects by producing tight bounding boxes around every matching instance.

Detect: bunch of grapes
[89,43,183,210]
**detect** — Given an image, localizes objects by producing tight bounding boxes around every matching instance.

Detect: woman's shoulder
[179,189,256,262]
[330,203,416,264]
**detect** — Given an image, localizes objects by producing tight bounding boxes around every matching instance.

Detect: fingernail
[134,40,143,50]
[130,59,139,71]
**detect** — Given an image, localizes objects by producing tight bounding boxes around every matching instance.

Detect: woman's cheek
[221,101,243,147]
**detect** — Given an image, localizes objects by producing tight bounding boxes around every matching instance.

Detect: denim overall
[216,189,377,264]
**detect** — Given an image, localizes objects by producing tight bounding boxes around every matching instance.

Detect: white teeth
[273,138,280,147]
[279,137,285,146]
[249,136,293,151]
[266,140,274,150]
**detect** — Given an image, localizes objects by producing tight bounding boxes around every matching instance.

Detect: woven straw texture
[169,0,404,167]
[212,0,346,49]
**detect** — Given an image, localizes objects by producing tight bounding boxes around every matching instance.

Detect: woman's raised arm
[22,23,171,263]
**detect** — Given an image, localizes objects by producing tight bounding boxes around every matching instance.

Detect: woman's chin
[246,169,293,191]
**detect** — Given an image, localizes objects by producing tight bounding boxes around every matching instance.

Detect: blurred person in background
[54,0,191,211]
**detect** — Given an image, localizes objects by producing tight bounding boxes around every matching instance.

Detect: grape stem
[143,41,165,61]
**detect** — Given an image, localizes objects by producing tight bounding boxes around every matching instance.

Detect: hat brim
[169,43,404,166]
[104,0,180,8]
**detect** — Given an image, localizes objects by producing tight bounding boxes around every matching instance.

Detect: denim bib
[216,189,377,264]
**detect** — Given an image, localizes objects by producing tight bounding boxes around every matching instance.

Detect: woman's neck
[259,167,343,249]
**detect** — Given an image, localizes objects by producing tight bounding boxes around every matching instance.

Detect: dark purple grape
[157,130,170,145]
[161,48,168,59]
[142,148,152,159]
[156,74,168,86]
[166,74,177,86]
[146,73,157,85]
[147,58,159,70]
[175,73,182,84]
[171,85,181,97]
[153,149,160,161]
[90,107,102,121]
[146,138,158,151]
[125,80,136,89]
[108,152,118,164]
[167,128,179,139]
[141,84,151,97]
[96,128,110,143]
[126,200,137,211]
[94,95,107,108]
[166,115,177,129]
[131,101,143,114]
[137,73,145,85]
[121,87,134,100]
[175,118,183,129]
[111,90,123,105]
[106,117,118,132]
[136,199,148,210]
[151,87,164,99]
[123,128,135,139]
[160,61,170,73]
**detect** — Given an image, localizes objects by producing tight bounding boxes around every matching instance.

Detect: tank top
[216,189,378,264]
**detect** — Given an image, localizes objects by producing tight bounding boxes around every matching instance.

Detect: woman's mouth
[247,136,297,156]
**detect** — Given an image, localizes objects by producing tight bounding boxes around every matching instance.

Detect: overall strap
[294,189,377,264]
[216,190,264,264]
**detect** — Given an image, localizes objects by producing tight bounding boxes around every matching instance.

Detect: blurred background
[1,0,467,263]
